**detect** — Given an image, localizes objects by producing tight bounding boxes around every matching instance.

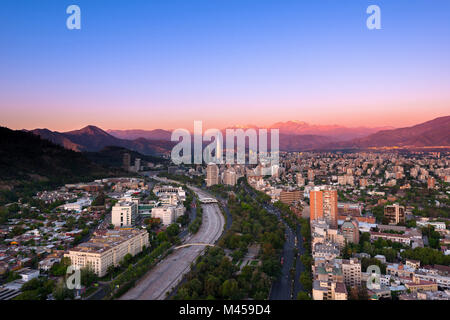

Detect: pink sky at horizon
[2,108,449,132]
[2,86,449,132]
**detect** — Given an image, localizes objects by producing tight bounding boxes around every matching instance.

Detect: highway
[119,180,224,300]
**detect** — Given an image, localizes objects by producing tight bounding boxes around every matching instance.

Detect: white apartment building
[65,229,149,277]
[206,163,219,186]
[112,201,138,227]
[222,169,237,186]
[341,258,362,287]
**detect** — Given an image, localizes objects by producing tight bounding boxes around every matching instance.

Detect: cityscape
[0,0,449,314]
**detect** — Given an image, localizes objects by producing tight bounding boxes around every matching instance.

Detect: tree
[361,257,387,274]
[13,290,41,300]
[297,292,311,300]
[81,267,98,287]
[188,278,202,296]
[349,286,369,300]
[156,231,169,243]
[221,279,240,299]
[107,265,116,280]
[53,279,74,300]
[166,223,180,237]
[21,278,41,292]
[50,257,71,276]
[299,271,312,292]
[91,193,106,206]
[205,275,221,297]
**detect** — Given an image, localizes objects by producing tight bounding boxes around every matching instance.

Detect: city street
[242,182,305,300]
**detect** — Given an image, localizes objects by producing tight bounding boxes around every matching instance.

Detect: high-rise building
[323,189,338,229]
[427,177,435,189]
[308,169,315,181]
[222,168,237,186]
[134,158,141,172]
[384,204,405,225]
[112,201,138,227]
[310,187,338,228]
[297,174,305,187]
[310,189,323,222]
[206,163,219,186]
[123,153,131,171]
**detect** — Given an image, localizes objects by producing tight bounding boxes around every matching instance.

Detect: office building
[112,201,138,227]
[206,163,219,186]
[123,153,131,171]
[222,168,237,186]
[150,205,185,225]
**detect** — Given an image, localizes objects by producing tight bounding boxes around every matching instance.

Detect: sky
[0,0,449,132]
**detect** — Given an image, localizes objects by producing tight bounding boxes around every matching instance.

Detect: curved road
[119,179,224,300]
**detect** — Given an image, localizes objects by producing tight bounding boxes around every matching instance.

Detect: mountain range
[30,126,175,155]
[326,116,450,150]
[28,116,450,154]
[107,122,393,142]
[0,127,125,204]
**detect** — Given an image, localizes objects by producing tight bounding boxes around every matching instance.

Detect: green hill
[84,146,167,168]
[0,126,125,204]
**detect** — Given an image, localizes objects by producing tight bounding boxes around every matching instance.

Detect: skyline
[1,0,450,131]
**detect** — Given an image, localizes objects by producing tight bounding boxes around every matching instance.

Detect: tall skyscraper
[134,158,141,172]
[323,188,338,229]
[427,177,435,189]
[310,189,323,222]
[123,153,131,171]
[310,187,338,228]
[223,168,237,186]
[206,163,219,187]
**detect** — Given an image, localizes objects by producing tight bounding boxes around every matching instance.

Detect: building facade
[65,229,149,277]
[112,201,138,227]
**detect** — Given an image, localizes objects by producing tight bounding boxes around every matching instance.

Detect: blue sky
[1,0,449,131]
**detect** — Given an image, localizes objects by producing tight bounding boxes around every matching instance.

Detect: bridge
[199,197,218,204]
[174,243,217,250]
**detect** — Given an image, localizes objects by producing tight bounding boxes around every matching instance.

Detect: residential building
[341,258,362,287]
[384,204,405,225]
[341,217,359,244]
[206,163,219,187]
[65,229,149,277]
